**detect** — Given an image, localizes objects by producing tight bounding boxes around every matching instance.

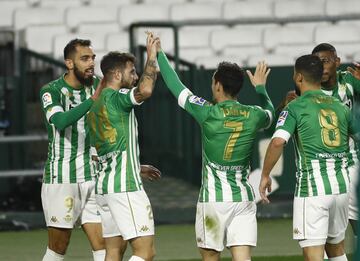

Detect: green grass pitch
[0,219,354,260]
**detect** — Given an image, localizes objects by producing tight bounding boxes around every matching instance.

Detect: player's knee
[325,240,345,258]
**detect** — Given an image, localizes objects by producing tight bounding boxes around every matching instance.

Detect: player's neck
[301,83,321,94]
[107,82,121,91]
[321,76,337,90]
[64,72,83,90]
[216,94,236,103]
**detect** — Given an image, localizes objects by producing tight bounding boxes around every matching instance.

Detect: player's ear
[335,56,340,68]
[65,59,74,70]
[294,72,302,86]
[116,69,122,82]
[215,81,222,92]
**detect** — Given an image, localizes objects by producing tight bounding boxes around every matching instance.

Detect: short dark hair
[100,51,136,80]
[214,62,244,97]
[295,55,323,84]
[63,38,91,60]
[311,43,337,55]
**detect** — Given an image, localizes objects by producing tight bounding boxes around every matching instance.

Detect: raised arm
[157,49,191,99]
[133,33,158,103]
[246,61,275,126]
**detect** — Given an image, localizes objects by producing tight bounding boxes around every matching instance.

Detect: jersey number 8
[318,109,340,147]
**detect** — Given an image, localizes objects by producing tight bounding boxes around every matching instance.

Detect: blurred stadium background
[0,0,359,259]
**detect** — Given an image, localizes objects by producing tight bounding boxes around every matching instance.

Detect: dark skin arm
[347,62,360,80]
[140,165,161,182]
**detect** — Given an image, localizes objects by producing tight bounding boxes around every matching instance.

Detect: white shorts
[96,190,154,240]
[349,162,359,220]
[195,201,257,252]
[293,193,349,248]
[41,180,101,229]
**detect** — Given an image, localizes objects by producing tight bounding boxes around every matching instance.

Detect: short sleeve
[272,106,297,143]
[183,94,212,124]
[40,85,64,123]
[112,87,143,112]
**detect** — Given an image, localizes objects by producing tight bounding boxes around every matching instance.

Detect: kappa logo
[50,216,58,223]
[119,88,130,94]
[189,95,206,106]
[196,237,203,243]
[42,92,53,108]
[293,228,301,235]
[139,225,150,232]
[276,111,288,127]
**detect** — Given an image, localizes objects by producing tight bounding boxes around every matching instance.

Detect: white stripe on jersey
[120,151,127,192]
[62,127,72,183]
[61,92,74,183]
[235,171,249,201]
[206,165,216,202]
[178,88,193,109]
[134,116,141,175]
[129,110,140,191]
[97,162,106,194]
[341,157,350,191]
[311,160,325,195]
[46,106,64,122]
[53,124,61,184]
[346,83,354,97]
[75,111,85,182]
[215,170,232,201]
[294,142,304,197]
[326,159,339,194]
[107,155,117,193]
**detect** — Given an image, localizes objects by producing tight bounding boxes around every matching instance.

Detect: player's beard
[74,65,94,86]
[120,73,135,89]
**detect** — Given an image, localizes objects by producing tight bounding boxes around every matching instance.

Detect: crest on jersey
[119,88,130,94]
[189,95,206,106]
[276,111,288,127]
[42,92,52,108]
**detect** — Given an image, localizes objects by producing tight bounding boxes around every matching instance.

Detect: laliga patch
[276,111,288,127]
[42,92,53,108]
[119,88,130,94]
[188,95,206,106]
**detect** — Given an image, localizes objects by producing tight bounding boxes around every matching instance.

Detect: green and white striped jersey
[40,74,99,184]
[88,87,143,194]
[274,90,353,197]
[321,70,360,164]
[178,91,273,202]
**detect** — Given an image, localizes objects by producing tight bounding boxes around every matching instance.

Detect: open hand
[347,62,360,80]
[146,31,160,59]
[91,78,106,101]
[246,61,271,87]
